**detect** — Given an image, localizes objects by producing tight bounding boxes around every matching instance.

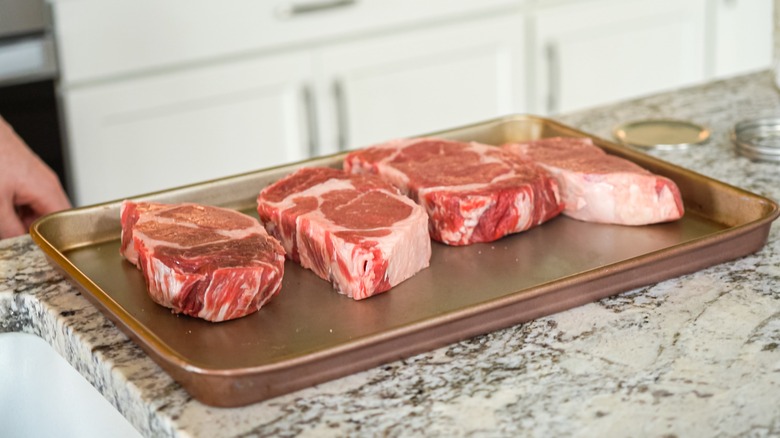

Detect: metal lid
[613,119,710,150]
[731,117,780,162]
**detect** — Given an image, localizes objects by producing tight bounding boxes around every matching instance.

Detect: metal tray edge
[29,114,780,406]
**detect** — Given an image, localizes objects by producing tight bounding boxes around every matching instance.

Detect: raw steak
[120,201,285,322]
[256,167,430,300]
[343,138,563,246]
[502,136,684,225]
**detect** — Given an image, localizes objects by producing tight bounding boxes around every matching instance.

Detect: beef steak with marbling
[344,138,564,245]
[120,201,285,322]
[256,167,430,300]
[502,137,684,225]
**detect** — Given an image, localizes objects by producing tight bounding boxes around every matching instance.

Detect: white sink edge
[0,332,141,438]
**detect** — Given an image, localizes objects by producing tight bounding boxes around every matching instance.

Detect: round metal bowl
[731,117,780,162]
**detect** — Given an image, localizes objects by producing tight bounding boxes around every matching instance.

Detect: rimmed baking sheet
[31,115,779,407]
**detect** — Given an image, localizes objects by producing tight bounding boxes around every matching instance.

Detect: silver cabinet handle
[301,84,319,157]
[276,0,357,18]
[333,79,349,151]
[545,42,560,115]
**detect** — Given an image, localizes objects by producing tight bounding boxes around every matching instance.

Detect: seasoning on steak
[256,167,430,300]
[120,201,285,322]
[343,138,564,246]
[502,136,684,225]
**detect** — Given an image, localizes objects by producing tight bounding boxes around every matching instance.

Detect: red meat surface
[120,201,285,322]
[344,138,563,245]
[502,137,684,225]
[256,167,430,300]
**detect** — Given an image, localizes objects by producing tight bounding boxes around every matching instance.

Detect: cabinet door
[63,53,313,206]
[533,0,707,114]
[315,13,526,153]
[708,0,773,78]
[52,0,520,85]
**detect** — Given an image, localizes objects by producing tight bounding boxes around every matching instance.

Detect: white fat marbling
[2,72,780,437]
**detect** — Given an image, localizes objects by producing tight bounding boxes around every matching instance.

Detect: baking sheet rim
[29,114,780,397]
[30,212,776,381]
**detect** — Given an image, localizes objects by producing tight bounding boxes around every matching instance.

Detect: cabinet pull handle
[276,0,357,18]
[302,84,319,157]
[333,79,349,151]
[545,42,560,114]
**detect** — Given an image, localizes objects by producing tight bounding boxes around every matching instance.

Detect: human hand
[0,116,71,239]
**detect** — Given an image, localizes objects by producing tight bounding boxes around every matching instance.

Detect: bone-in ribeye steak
[120,201,285,322]
[256,167,430,300]
[343,138,564,246]
[502,137,684,225]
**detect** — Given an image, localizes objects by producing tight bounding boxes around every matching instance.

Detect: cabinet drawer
[63,51,313,206]
[51,0,520,85]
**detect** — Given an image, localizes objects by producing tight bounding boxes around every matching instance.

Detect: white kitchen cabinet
[63,52,313,206]
[50,0,519,85]
[314,12,526,153]
[707,0,773,78]
[51,0,772,205]
[58,8,527,206]
[531,0,708,114]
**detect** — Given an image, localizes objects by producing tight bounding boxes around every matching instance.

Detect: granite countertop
[2,71,780,437]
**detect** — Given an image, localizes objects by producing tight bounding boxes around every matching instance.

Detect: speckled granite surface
[2,72,780,437]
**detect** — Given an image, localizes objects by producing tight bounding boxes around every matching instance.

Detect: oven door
[0,34,57,86]
[0,0,57,86]
[0,0,67,195]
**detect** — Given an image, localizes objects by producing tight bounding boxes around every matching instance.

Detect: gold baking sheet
[31,115,779,407]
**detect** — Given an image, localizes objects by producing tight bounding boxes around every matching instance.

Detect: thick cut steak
[256,167,430,300]
[120,201,285,322]
[343,138,563,246]
[502,137,684,225]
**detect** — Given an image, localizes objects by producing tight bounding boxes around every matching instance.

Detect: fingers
[0,116,72,239]
[0,172,70,239]
[0,175,69,239]
[9,145,72,218]
[0,197,27,238]
[0,150,71,239]
[19,205,39,230]
[23,165,72,216]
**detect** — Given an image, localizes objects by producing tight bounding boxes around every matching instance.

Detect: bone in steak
[120,201,285,322]
[343,138,564,246]
[502,137,684,225]
[256,167,430,300]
